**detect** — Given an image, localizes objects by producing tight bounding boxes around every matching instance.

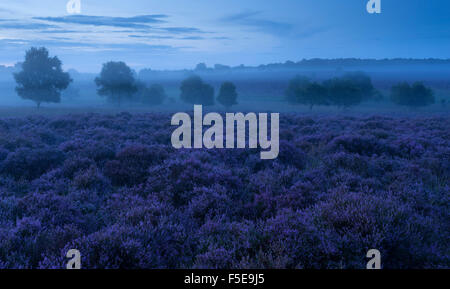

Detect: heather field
[0,112,448,269]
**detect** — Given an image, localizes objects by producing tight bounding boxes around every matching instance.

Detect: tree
[324,77,363,108]
[14,47,71,108]
[341,71,375,101]
[217,81,238,108]
[95,61,137,106]
[195,63,208,71]
[214,64,230,71]
[180,75,214,106]
[390,82,434,108]
[141,84,167,105]
[286,76,328,109]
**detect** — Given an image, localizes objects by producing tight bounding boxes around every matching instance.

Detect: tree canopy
[180,75,214,106]
[95,61,137,105]
[13,47,72,108]
[341,71,375,101]
[286,76,328,109]
[286,72,376,109]
[140,84,167,105]
[217,81,238,108]
[324,77,364,108]
[390,82,435,108]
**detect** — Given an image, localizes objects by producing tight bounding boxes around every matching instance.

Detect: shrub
[1,148,65,180]
[104,145,168,186]
[0,113,447,269]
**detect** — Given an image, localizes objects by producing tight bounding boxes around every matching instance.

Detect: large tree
[14,47,72,108]
[180,75,214,106]
[95,61,137,106]
[217,81,238,108]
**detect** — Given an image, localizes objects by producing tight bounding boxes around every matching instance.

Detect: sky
[0,0,449,72]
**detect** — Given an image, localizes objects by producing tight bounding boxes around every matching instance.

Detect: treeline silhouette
[13,47,437,109]
[191,58,450,72]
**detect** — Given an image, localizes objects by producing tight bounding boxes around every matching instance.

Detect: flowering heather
[0,112,448,269]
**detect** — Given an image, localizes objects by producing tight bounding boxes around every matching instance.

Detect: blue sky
[0,0,449,72]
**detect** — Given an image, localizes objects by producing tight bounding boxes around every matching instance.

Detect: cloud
[0,38,30,46]
[55,43,176,53]
[0,12,214,67]
[159,27,206,34]
[40,29,82,34]
[128,34,175,40]
[31,15,207,37]
[129,34,229,41]
[221,11,293,36]
[180,36,204,40]
[0,36,177,55]
[0,21,57,30]
[34,15,168,29]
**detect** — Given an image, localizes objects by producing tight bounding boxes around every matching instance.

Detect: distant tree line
[286,72,435,109]
[12,47,437,109]
[188,59,450,72]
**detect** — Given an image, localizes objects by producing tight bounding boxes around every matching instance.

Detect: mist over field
[0,59,449,116]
